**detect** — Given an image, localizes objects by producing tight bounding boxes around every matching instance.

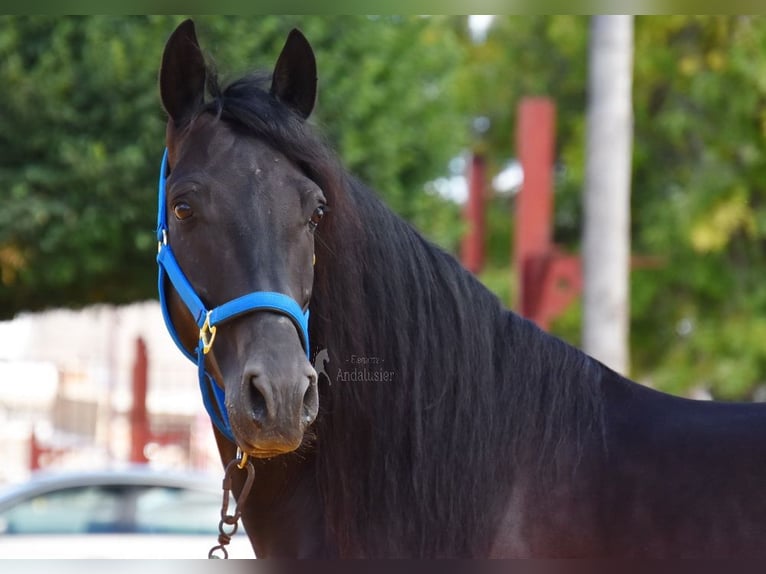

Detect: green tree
[0,16,170,315]
[460,15,766,399]
[0,15,466,318]
[629,16,766,398]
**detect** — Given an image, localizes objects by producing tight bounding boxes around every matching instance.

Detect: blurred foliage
[0,15,465,314]
[466,16,766,399]
[3,16,766,399]
[0,16,169,313]
[629,16,766,399]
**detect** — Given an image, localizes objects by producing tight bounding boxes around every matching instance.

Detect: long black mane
[201,69,606,557]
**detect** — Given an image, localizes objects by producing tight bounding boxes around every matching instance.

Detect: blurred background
[3,15,766,485]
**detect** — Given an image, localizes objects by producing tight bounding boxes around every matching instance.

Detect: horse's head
[158,20,324,458]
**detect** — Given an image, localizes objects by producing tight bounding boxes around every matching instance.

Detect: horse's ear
[160,19,206,127]
[270,29,317,119]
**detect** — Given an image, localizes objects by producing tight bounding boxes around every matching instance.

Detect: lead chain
[208,450,255,559]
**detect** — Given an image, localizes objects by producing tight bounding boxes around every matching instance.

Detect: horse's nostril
[301,374,319,426]
[249,375,269,428]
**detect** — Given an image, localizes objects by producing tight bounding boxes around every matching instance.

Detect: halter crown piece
[156,148,311,444]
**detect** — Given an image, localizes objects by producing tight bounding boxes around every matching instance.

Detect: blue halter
[156,148,310,444]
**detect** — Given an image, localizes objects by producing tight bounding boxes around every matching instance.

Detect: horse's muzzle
[231,359,318,456]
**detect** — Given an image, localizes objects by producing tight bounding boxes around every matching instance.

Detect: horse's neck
[245,457,331,557]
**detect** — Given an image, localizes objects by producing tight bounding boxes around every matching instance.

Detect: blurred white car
[0,466,251,559]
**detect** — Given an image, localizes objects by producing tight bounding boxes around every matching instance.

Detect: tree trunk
[582,16,634,375]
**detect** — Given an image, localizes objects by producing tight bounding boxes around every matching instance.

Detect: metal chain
[208,450,255,559]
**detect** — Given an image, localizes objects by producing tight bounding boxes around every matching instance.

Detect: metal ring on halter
[157,229,167,254]
[236,448,249,470]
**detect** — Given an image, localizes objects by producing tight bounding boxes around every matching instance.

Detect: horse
[156,19,766,558]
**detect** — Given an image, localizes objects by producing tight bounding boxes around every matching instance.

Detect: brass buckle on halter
[200,311,217,355]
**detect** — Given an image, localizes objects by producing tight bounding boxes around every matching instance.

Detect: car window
[0,485,127,535]
[133,486,221,535]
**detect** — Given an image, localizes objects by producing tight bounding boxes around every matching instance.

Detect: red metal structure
[460,153,487,274]
[129,337,150,463]
[459,98,580,330]
[129,336,191,464]
[28,430,67,471]
[29,335,193,471]
[514,98,581,330]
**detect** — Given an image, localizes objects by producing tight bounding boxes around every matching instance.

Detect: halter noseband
[155,148,310,444]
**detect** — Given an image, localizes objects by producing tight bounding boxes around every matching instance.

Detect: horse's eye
[308,205,326,230]
[173,202,193,221]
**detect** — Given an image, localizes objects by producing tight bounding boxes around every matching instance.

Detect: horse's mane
[201,69,607,557]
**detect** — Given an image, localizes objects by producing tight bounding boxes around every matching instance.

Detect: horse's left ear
[270,29,317,119]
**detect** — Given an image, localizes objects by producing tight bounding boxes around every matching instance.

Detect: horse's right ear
[160,19,206,127]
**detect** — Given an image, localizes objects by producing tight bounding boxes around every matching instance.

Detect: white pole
[582,15,634,374]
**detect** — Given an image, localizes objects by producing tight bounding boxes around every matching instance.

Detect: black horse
[158,19,766,557]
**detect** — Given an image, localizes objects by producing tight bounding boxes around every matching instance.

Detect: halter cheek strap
[155,148,310,444]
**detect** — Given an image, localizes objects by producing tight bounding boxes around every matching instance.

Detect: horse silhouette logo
[313,348,331,385]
